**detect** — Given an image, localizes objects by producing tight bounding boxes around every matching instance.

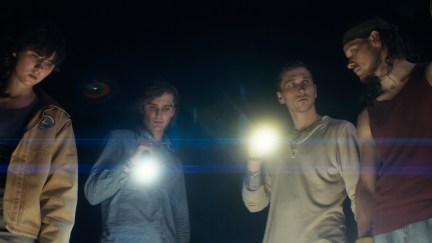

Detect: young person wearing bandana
[343,17,432,243]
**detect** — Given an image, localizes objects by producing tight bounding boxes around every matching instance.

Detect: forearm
[355,182,374,237]
[242,161,270,212]
[244,170,263,191]
[84,168,128,205]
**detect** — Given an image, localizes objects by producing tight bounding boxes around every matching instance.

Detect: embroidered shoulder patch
[39,114,55,129]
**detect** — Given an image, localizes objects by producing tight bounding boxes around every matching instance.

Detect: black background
[1,0,431,242]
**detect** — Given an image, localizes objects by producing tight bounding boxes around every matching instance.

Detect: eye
[302,80,311,86]
[350,47,358,56]
[30,53,39,62]
[162,107,173,112]
[147,105,156,111]
[287,82,296,88]
[42,62,54,69]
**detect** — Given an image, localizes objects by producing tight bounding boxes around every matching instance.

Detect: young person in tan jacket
[0,24,78,242]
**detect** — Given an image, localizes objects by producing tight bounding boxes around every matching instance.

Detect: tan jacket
[3,91,78,242]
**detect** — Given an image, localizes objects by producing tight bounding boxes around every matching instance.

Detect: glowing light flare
[249,126,280,157]
[131,156,161,185]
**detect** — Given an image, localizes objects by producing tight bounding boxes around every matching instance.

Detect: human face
[11,49,56,87]
[141,92,176,138]
[343,35,381,82]
[277,67,317,114]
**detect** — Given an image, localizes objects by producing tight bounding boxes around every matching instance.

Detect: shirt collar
[139,129,171,148]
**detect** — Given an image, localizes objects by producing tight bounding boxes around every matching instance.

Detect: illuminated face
[141,92,176,137]
[11,49,56,87]
[277,67,317,114]
[343,37,381,82]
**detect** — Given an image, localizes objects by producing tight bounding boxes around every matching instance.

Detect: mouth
[29,74,38,80]
[353,65,360,76]
[296,96,308,103]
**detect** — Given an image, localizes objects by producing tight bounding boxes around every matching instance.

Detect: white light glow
[249,126,279,157]
[131,156,161,185]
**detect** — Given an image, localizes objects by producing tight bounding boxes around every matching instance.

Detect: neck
[291,110,321,131]
[153,133,163,142]
[378,59,415,92]
[146,129,163,142]
[0,78,36,109]
[2,76,34,98]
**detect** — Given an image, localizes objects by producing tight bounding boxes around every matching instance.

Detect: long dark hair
[344,17,417,106]
[0,23,66,87]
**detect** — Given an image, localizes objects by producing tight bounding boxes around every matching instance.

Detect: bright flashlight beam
[249,127,279,157]
[131,157,161,185]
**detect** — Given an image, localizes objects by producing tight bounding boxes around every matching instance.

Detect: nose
[155,109,162,118]
[297,84,306,93]
[347,61,355,70]
[34,62,43,70]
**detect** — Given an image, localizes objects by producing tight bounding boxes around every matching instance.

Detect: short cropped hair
[275,61,314,91]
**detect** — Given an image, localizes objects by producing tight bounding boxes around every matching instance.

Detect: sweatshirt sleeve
[170,160,190,243]
[84,130,133,205]
[242,165,272,213]
[337,122,360,218]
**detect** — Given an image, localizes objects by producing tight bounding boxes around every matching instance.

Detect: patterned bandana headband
[342,17,389,46]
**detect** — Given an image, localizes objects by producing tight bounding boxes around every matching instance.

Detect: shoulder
[102,129,138,149]
[357,109,370,128]
[107,129,136,139]
[35,88,72,122]
[30,105,72,131]
[357,109,372,139]
[323,116,356,132]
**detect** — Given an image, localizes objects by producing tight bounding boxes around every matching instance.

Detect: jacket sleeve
[337,122,360,218]
[242,165,272,213]
[84,130,131,205]
[170,160,190,243]
[38,115,78,243]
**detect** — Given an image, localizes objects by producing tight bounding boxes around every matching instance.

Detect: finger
[136,144,153,153]
[124,165,131,173]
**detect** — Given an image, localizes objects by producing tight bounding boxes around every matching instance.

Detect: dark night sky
[1,0,432,242]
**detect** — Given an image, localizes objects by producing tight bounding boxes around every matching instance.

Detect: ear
[276,92,285,104]
[12,52,16,57]
[314,84,318,98]
[170,107,176,118]
[139,103,145,114]
[368,30,381,47]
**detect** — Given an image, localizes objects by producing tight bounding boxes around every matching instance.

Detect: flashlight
[130,151,162,185]
[249,126,279,158]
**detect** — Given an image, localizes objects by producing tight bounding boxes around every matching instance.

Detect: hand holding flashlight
[126,139,162,185]
[247,126,279,171]
[124,142,153,174]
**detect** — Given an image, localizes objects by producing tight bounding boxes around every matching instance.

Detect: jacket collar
[34,87,70,117]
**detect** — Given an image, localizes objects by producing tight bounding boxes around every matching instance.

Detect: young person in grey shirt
[85,81,190,243]
[243,61,359,243]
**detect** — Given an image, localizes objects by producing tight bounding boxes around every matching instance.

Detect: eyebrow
[343,41,359,52]
[29,50,57,63]
[284,75,310,81]
[146,103,174,107]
